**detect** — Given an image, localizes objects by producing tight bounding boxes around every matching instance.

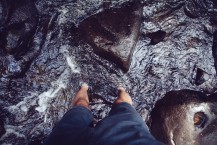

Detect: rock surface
[149,90,217,145]
[78,4,142,72]
[212,31,217,74]
[0,0,217,144]
[0,119,5,138]
[0,0,44,78]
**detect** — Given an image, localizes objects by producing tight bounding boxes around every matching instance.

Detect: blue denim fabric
[44,103,164,145]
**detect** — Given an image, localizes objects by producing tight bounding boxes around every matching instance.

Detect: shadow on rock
[0,118,5,138]
[0,0,48,78]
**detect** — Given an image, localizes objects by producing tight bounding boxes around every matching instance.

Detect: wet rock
[146,30,166,45]
[0,0,49,77]
[2,0,38,56]
[0,118,5,138]
[148,90,217,145]
[78,4,142,72]
[184,0,210,18]
[212,31,217,73]
[1,0,217,144]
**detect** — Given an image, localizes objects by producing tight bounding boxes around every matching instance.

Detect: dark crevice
[146,30,167,45]
[195,68,206,86]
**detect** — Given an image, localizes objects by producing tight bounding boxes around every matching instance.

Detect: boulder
[78,4,142,72]
[148,90,217,145]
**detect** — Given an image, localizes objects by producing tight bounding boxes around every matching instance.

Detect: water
[0,0,217,144]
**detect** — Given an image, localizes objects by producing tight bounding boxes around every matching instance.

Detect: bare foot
[114,86,133,105]
[71,83,90,109]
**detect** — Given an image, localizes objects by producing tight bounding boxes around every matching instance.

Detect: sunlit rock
[148,90,217,145]
[78,4,142,72]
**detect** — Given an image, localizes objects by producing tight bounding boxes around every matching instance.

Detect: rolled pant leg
[44,106,94,145]
[91,103,164,145]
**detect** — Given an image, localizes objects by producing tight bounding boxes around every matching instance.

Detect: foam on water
[35,45,80,122]
[60,45,81,73]
[6,92,38,114]
[35,82,66,113]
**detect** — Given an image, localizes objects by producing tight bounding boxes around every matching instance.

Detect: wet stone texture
[0,0,42,78]
[0,0,217,144]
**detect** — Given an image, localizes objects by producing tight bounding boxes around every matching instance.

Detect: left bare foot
[114,86,133,105]
[71,83,90,109]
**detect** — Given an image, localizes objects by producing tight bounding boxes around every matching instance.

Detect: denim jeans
[44,102,164,145]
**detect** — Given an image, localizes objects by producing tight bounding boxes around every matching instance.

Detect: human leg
[90,87,164,145]
[97,87,147,130]
[44,84,94,145]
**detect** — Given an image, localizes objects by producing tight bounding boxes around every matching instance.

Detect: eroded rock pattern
[148,90,217,145]
[0,0,46,78]
[0,0,217,144]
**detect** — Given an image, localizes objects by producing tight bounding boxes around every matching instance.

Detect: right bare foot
[114,87,133,105]
[71,83,90,109]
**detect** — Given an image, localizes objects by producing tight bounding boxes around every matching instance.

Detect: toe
[118,86,125,92]
[81,83,89,90]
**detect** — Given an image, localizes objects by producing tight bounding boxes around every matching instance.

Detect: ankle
[73,99,90,109]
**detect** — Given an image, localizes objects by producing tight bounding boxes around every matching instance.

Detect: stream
[0,0,217,144]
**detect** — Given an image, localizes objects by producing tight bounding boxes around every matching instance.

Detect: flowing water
[0,0,217,144]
